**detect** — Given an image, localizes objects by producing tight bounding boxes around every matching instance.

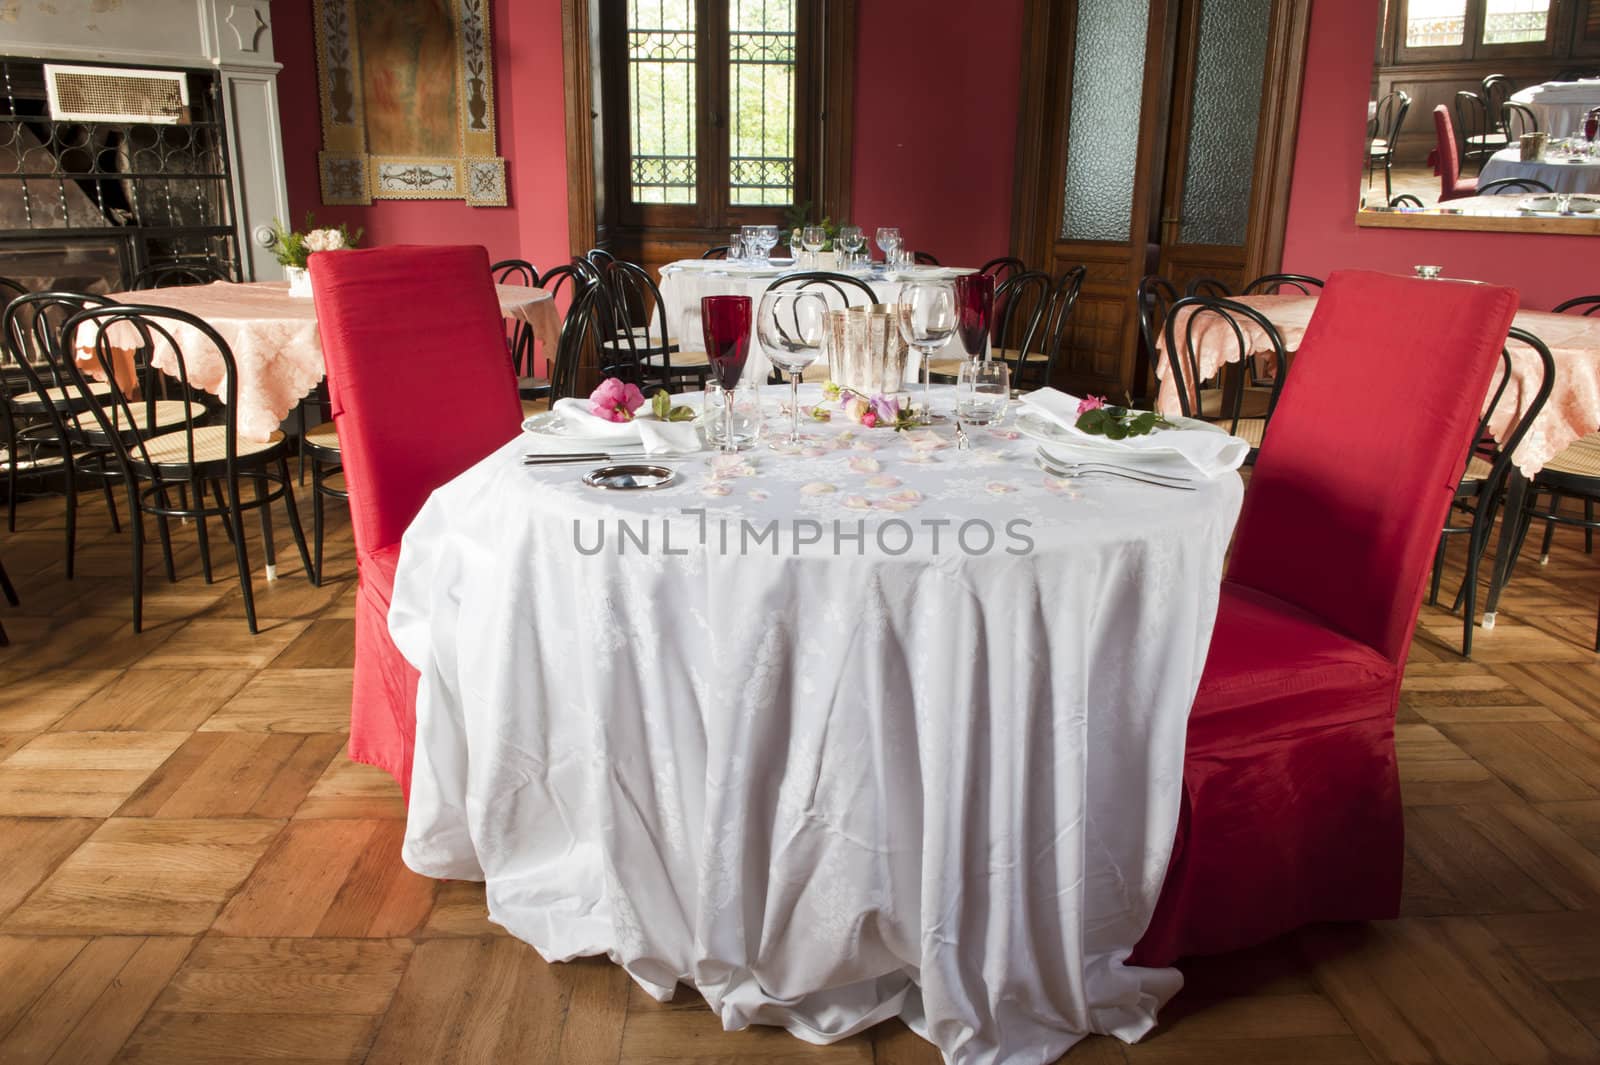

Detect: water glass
[754,224,780,264]
[837,224,865,268]
[701,381,763,450]
[956,360,1010,425]
[728,232,746,263]
[875,226,902,266]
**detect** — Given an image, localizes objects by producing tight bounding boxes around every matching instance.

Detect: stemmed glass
[897,279,958,425]
[701,295,753,454]
[836,224,865,268]
[739,226,761,267]
[754,224,780,265]
[757,290,827,446]
[953,273,994,362]
[801,225,827,269]
[875,227,902,266]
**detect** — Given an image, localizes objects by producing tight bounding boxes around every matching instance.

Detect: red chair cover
[1133,270,1518,966]
[1433,105,1478,201]
[311,245,523,794]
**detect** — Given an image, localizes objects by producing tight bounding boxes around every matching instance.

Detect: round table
[389,384,1244,1064]
[98,280,558,441]
[1476,146,1600,196]
[1511,80,1600,139]
[658,261,974,384]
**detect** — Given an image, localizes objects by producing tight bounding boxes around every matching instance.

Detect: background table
[658,261,971,384]
[389,385,1244,1064]
[104,280,558,441]
[1511,80,1600,139]
[1478,147,1600,196]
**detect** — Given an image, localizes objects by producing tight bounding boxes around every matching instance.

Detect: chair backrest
[540,261,594,304]
[1389,194,1425,208]
[491,258,539,287]
[598,260,675,381]
[992,270,1052,371]
[130,259,233,290]
[979,256,1025,284]
[585,248,616,270]
[1465,328,1554,502]
[3,290,118,402]
[1372,89,1410,145]
[1161,294,1289,433]
[1453,90,1498,148]
[1137,275,1179,359]
[1226,269,1518,662]
[1186,277,1232,297]
[549,283,609,403]
[1242,272,1324,296]
[1503,101,1539,140]
[310,245,522,556]
[1433,105,1466,196]
[1478,177,1553,195]
[59,304,231,471]
[1554,294,1600,316]
[1482,74,1515,127]
[701,245,732,259]
[913,251,940,266]
[1015,265,1086,386]
[0,276,25,308]
[768,270,878,307]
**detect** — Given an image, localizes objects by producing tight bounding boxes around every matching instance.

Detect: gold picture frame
[313,0,507,207]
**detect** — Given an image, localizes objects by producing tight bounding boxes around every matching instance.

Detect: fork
[954,416,970,451]
[1035,448,1192,484]
[1035,454,1196,490]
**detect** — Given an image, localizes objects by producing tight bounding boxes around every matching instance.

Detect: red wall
[271,0,571,274]
[848,0,1025,269]
[1280,0,1588,311]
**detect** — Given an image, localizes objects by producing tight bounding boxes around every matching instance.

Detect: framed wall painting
[313,0,508,206]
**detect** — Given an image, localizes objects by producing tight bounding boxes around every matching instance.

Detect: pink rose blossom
[1076,394,1108,415]
[860,410,879,428]
[589,377,645,422]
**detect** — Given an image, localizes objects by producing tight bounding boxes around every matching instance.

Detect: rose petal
[865,475,900,488]
[986,482,1018,494]
[852,440,881,452]
[843,494,872,510]
[801,482,837,495]
[987,428,1021,440]
[848,456,881,474]
[801,447,830,458]
[887,489,923,504]
[872,498,916,512]
[700,482,733,497]
[748,490,770,502]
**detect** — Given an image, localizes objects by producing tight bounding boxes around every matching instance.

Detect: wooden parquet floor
[1,487,1599,1065]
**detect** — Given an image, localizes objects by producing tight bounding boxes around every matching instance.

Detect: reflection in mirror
[1358,0,1600,232]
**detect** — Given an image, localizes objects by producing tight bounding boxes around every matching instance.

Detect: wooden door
[1012,0,1308,401]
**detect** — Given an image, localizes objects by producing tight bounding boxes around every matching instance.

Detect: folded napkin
[1020,387,1249,479]
[544,397,702,455]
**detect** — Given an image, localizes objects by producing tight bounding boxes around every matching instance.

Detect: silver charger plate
[582,464,678,490]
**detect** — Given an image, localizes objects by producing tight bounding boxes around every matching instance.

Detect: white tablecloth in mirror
[658,261,969,384]
[1510,80,1600,138]
[1478,147,1600,195]
[389,386,1244,1064]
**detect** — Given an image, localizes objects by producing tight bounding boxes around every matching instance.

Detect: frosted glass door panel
[1176,0,1270,247]
[1058,0,1151,242]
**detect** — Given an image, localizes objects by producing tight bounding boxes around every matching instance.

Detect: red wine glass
[954,273,994,361]
[701,294,752,453]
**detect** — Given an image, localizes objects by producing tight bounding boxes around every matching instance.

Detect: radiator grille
[45,64,187,124]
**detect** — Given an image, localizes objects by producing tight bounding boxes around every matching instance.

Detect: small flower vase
[285,266,312,298]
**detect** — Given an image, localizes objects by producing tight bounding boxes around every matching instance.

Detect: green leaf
[666,404,696,422]
[1075,409,1109,435]
[651,389,670,420]
[1104,419,1129,440]
[1129,411,1158,436]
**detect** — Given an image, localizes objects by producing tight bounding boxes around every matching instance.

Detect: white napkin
[546,397,702,455]
[1019,387,1249,480]
[553,398,644,443]
[636,419,702,455]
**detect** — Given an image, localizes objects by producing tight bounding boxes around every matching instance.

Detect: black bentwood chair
[1428,327,1555,656]
[0,550,16,645]
[1455,90,1509,172]
[979,256,1026,284]
[1478,177,1555,195]
[1242,273,1324,295]
[1368,89,1411,201]
[62,304,313,633]
[928,270,1053,386]
[764,271,880,384]
[1388,194,1426,208]
[1502,102,1540,142]
[130,258,235,290]
[1162,294,1292,460]
[599,260,708,390]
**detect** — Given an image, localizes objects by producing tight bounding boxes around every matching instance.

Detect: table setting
[1510,79,1600,139]
[1478,135,1600,197]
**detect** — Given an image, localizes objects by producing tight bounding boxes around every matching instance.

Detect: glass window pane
[1482,0,1550,44]
[1059,0,1151,242]
[1405,0,1467,47]
[728,0,796,206]
[628,0,697,204]
[1178,0,1271,247]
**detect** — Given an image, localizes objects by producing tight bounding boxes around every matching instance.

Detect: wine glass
[739,226,761,267]
[836,224,864,268]
[875,227,901,266]
[754,224,780,265]
[896,279,958,425]
[701,295,753,454]
[728,232,746,264]
[953,273,994,361]
[801,225,827,269]
[757,289,827,446]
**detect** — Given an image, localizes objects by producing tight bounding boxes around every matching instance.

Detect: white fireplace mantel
[2,0,290,281]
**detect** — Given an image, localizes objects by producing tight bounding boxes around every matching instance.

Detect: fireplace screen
[0,58,240,289]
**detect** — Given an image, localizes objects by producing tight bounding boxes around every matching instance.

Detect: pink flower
[860,410,879,428]
[870,394,900,425]
[1076,394,1108,415]
[589,377,645,422]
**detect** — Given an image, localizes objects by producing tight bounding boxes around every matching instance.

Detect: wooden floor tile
[130,618,308,671]
[294,747,406,820]
[0,731,188,816]
[0,935,193,1065]
[1441,723,1600,803]
[117,732,344,818]
[52,669,255,732]
[0,669,121,731]
[0,935,89,1039]
[11,616,178,672]
[151,937,412,1015]
[213,819,436,938]
[619,983,875,1064]
[3,818,282,935]
[0,817,101,922]
[418,880,507,938]
[199,669,353,733]
[269,619,358,669]
[206,571,349,623]
[114,1011,378,1064]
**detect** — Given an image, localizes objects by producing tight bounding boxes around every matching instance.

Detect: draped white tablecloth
[1478,147,1600,195]
[1511,80,1600,138]
[659,261,970,384]
[389,386,1243,1064]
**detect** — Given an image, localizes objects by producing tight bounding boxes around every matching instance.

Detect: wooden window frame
[1393,0,1561,65]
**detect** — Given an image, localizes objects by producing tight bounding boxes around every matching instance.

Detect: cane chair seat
[134,426,286,470]
[70,399,207,439]
[1542,433,1600,478]
[15,379,115,412]
[303,420,341,456]
[1198,389,1274,420]
[644,348,707,367]
[1459,454,1496,484]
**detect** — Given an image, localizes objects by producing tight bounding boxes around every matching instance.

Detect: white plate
[1568,196,1600,213]
[1014,409,1222,462]
[1518,195,1562,212]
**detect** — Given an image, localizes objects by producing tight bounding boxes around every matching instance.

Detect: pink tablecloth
[95,280,558,442]
[1154,294,1600,477]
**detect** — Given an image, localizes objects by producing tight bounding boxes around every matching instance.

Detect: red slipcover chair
[1431,104,1478,202]
[1132,269,1518,966]
[310,245,523,796]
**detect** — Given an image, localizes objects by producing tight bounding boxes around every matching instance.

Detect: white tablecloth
[659,262,970,384]
[1478,146,1600,195]
[389,385,1244,1065]
[1511,80,1600,138]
